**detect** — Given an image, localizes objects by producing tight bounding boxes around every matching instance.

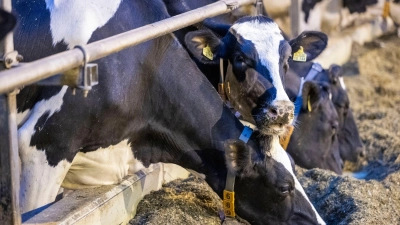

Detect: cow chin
[259,125,287,136]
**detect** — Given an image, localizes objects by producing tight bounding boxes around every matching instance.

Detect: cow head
[287,81,342,174]
[327,65,365,162]
[224,138,325,224]
[185,17,327,137]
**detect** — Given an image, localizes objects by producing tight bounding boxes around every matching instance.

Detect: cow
[287,60,365,164]
[11,0,325,224]
[163,0,351,174]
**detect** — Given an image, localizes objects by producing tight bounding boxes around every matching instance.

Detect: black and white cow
[284,77,342,173]
[11,0,325,224]
[263,0,383,36]
[287,60,365,164]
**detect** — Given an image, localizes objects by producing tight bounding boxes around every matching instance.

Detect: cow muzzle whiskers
[255,100,294,135]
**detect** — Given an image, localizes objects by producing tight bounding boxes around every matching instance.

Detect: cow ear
[0,9,16,40]
[301,81,321,112]
[224,139,252,174]
[289,31,328,62]
[328,64,342,85]
[185,29,223,64]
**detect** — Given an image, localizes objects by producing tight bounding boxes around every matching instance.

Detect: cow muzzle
[257,100,294,135]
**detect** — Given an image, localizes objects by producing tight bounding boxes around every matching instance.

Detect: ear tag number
[223,190,236,217]
[293,46,307,62]
[307,95,312,112]
[203,45,214,60]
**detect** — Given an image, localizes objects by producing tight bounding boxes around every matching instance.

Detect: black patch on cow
[234,15,275,25]
[0,8,16,40]
[343,0,378,13]
[13,0,69,113]
[302,0,322,22]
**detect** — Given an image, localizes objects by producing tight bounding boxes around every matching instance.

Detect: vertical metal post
[0,0,21,224]
[290,0,302,38]
[256,0,263,15]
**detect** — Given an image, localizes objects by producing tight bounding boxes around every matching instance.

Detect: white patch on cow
[45,0,122,49]
[338,77,346,90]
[18,86,69,213]
[230,20,290,102]
[269,136,326,225]
[17,109,31,126]
[62,139,144,189]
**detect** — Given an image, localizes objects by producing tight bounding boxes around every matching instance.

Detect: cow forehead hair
[229,19,284,63]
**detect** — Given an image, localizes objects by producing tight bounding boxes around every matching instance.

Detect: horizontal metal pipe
[0,0,256,94]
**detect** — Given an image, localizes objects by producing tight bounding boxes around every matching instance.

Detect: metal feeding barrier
[0,0,256,224]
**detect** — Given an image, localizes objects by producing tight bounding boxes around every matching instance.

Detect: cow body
[287,61,365,164]
[12,0,324,224]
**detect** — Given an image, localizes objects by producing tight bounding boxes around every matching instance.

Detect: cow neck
[220,126,253,224]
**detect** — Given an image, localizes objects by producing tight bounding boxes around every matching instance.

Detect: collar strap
[219,58,227,102]
[294,63,323,117]
[223,126,253,218]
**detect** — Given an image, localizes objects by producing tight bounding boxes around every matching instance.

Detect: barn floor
[129,34,400,225]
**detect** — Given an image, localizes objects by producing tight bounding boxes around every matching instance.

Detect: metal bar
[290,0,301,38]
[0,0,256,94]
[0,92,21,225]
[0,0,21,223]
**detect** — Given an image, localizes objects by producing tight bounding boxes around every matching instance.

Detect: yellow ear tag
[293,46,307,62]
[223,190,236,217]
[202,45,214,60]
[307,95,312,112]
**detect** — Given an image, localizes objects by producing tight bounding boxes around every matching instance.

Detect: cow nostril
[270,108,277,115]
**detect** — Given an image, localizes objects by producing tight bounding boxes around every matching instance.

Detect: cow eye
[235,55,245,63]
[277,184,291,195]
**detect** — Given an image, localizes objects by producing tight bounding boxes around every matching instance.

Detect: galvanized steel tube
[0,0,256,94]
